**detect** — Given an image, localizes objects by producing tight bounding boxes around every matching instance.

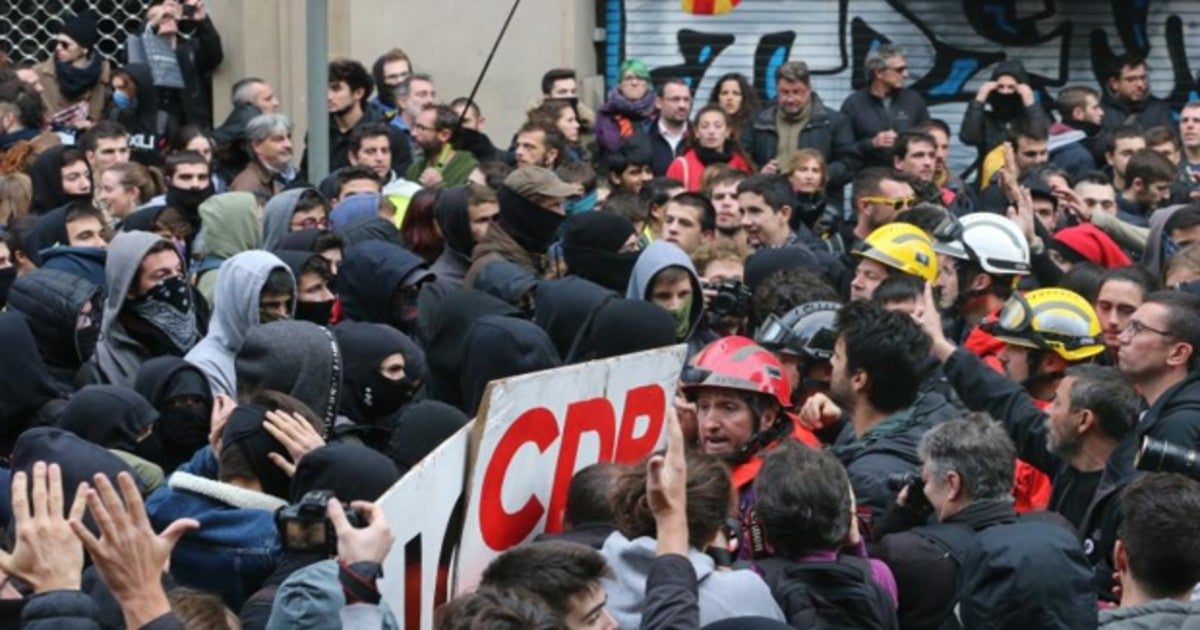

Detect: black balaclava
[560,211,640,292]
[133,357,213,473]
[333,321,427,429]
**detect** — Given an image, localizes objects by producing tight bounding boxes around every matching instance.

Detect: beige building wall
[207,0,597,161]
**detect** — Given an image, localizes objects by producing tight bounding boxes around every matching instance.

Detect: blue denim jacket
[145,448,283,609]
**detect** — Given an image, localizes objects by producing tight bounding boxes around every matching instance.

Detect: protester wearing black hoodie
[0,312,71,453]
[56,385,158,453]
[422,289,523,409]
[19,204,107,288]
[332,321,426,446]
[565,298,678,364]
[959,61,1051,162]
[532,276,618,359]
[429,186,476,289]
[460,315,561,416]
[386,400,471,475]
[6,268,104,389]
[28,145,92,214]
[559,211,640,293]
[336,240,433,336]
[133,357,214,474]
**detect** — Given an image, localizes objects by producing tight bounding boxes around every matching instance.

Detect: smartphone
[182,3,196,18]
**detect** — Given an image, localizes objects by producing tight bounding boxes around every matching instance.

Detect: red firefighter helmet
[680,336,791,409]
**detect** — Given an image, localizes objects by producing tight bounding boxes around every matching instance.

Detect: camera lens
[1137,437,1200,479]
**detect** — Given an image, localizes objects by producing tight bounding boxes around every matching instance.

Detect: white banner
[454,344,687,593]
[376,420,473,630]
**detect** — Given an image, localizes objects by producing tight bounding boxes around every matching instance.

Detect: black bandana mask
[987,92,1025,121]
[130,276,198,353]
[166,183,215,218]
[294,299,334,326]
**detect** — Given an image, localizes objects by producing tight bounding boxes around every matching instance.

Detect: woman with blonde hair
[0,172,32,228]
[97,162,165,222]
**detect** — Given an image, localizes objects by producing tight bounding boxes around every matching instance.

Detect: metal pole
[305,0,329,182]
[456,0,521,132]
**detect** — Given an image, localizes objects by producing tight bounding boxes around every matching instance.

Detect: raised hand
[264,409,326,476]
[0,462,88,593]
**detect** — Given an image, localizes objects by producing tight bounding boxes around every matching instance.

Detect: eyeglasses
[1125,319,1173,339]
[861,195,915,211]
[290,217,328,230]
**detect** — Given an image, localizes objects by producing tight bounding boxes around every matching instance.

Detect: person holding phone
[129,0,224,130]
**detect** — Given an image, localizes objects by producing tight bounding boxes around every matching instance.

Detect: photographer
[130,0,224,130]
[693,239,751,337]
[872,415,1095,630]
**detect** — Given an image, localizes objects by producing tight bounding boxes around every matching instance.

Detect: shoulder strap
[909,522,976,566]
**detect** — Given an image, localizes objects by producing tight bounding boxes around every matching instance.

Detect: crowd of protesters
[0,1,1198,627]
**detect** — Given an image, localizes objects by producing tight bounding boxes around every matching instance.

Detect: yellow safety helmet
[988,288,1105,362]
[852,223,939,283]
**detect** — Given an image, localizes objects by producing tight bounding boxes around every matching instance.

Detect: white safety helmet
[933,213,1030,276]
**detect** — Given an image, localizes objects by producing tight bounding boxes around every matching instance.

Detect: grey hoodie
[1099,599,1200,629]
[185,251,294,397]
[625,240,705,337]
[260,188,311,252]
[94,231,171,388]
[600,532,785,628]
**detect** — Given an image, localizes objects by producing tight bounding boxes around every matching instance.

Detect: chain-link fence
[1,0,150,65]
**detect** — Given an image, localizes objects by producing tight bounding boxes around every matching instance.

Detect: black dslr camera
[708,280,752,317]
[1136,437,1200,481]
[276,490,367,554]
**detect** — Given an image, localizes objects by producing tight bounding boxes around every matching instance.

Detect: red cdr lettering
[613,384,667,463]
[478,407,558,551]
[544,398,616,534]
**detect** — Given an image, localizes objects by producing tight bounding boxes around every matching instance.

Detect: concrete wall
[207,0,598,154]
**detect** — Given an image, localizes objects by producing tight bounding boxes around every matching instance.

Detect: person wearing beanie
[1050,223,1132,270]
[960,59,1051,164]
[33,11,112,137]
[595,58,659,164]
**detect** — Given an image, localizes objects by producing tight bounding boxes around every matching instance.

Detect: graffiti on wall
[606,0,1200,174]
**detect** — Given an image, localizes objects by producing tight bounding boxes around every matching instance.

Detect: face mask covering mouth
[668,293,694,341]
[294,299,335,325]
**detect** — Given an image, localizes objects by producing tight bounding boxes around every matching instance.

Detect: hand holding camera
[329,499,394,565]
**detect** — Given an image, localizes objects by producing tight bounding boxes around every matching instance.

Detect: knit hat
[1051,223,1131,269]
[60,12,100,50]
[618,58,651,81]
[990,60,1029,85]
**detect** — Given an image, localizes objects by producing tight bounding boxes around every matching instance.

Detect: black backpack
[756,555,899,630]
